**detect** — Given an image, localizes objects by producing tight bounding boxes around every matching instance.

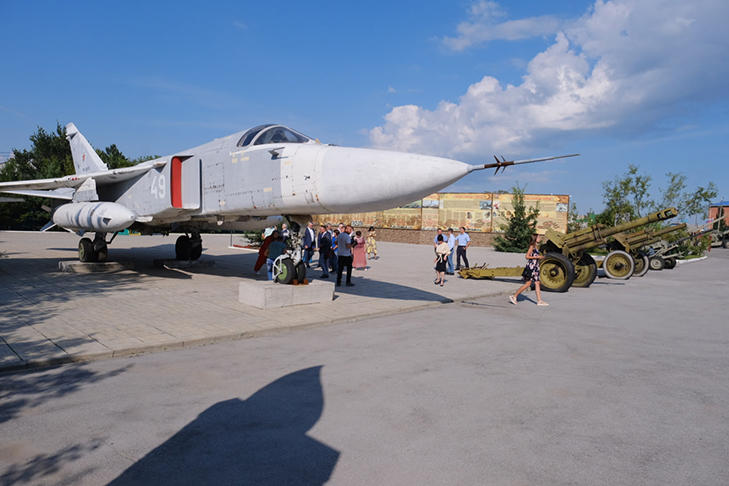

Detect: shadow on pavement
[0,438,104,486]
[0,363,133,424]
[108,366,340,486]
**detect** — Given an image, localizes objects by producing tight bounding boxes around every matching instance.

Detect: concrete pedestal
[239,279,335,309]
[59,261,136,273]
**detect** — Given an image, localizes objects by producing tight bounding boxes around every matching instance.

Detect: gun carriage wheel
[539,253,575,292]
[603,250,634,279]
[631,251,650,277]
[664,257,677,269]
[571,253,597,288]
[649,256,665,271]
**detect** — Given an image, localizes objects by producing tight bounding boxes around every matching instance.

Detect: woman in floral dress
[509,234,549,306]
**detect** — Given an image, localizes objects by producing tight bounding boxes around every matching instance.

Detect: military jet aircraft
[0,123,577,264]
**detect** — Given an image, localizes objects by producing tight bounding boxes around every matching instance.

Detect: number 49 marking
[151,174,166,199]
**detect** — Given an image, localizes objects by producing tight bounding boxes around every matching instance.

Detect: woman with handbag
[509,234,549,306]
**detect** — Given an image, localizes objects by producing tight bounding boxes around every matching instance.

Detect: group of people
[292,222,379,287]
[432,227,472,286]
[432,227,548,306]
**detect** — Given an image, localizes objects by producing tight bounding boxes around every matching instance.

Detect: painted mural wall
[313,193,570,234]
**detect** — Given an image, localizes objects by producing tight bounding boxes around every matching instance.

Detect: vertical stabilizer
[65,123,108,174]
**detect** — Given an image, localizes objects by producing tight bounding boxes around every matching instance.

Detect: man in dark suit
[302,221,316,267]
[316,226,332,278]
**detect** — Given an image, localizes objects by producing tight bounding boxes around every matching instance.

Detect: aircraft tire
[190,243,203,260]
[175,235,192,260]
[295,261,307,283]
[274,258,295,284]
[79,238,97,263]
[96,245,108,263]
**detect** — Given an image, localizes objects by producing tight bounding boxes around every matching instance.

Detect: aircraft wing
[0,160,166,198]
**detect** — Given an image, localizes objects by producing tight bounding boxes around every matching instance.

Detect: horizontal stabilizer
[0,188,75,200]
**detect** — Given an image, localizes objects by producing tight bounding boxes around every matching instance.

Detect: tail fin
[65,123,108,174]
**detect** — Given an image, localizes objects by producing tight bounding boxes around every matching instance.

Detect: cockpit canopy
[237,124,312,148]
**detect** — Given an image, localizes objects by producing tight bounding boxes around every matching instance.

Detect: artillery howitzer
[603,223,687,276]
[647,226,718,269]
[458,207,679,292]
[536,207,679,291]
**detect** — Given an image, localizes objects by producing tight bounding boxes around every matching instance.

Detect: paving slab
[0,230,536,370]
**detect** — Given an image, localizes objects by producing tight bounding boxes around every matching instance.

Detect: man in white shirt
[455,226,471,270]
[336,225,354,287]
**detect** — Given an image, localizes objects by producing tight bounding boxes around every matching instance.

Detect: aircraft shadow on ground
[107,366,340,486]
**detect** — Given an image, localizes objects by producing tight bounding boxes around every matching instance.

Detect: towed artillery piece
[535,207,678,290]
[646,226,719,269]
[603,223,687,276]
[458,208,679,292]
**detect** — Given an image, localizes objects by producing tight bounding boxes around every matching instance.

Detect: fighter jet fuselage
[0,122,578,262]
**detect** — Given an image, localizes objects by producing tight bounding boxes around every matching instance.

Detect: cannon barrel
[619,223,687,251]
[545,207,678,255]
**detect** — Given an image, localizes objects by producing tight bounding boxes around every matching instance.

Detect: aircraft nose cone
[317,147,470,213]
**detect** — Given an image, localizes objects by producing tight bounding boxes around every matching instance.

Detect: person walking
[509,234,549,306]
[446,228,456,275]
[366,226,378,260]
[336,225,354,287]
[454,226,471,270]
[434,234,450,287]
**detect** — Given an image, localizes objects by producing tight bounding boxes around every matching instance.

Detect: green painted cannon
[537,207,679,291]
[458,207,679,292]
[604,223,687,277]
[647,226,720,269]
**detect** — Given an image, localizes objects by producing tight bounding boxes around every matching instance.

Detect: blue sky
[1,0,727,216]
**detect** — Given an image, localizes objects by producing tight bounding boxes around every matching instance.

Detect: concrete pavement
[0,231,529,371]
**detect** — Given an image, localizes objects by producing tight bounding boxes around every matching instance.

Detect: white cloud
[371,0,729,160]
[233,21,247,30]
[442,0,564,50]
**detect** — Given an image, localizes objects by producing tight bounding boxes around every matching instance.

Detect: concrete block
[153,259,216,269]
[239,279,335,309]
[59,261,136,273]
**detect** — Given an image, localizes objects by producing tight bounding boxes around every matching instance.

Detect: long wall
[313,192,569,247]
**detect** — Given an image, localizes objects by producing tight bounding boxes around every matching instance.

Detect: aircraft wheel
[79,238,97,262]
[664,257,677,269]
[539,252,575,293]
[96,245,109,263]
[274,258,295,284]
[175,235,192,260]
[190,243,203,260]
[603,250,634,279]
[632,252,650,277]
[295,261,307,283]
[649,256,665,271]
[572,253,597,288]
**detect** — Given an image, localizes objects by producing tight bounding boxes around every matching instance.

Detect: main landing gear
[175,231,203,260]
[78,232,116,263]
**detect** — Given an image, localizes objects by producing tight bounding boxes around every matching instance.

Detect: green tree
[659,172,717,220]
[0,123,74,230]
[493,184,539,252]
[598,164,652,226]
[567,201,581,233]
